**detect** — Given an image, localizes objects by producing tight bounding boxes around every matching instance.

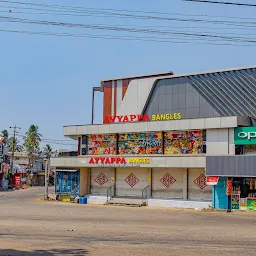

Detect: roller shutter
[90,168,114,194]
[116,168,149,197]
[188,168,212,200]
[152,168,185,199]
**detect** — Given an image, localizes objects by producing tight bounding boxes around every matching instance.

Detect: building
[51,66,256,210]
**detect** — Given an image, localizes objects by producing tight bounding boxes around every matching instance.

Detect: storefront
[207,126,256,211]
[51,66,256,208]
[55,169,80,201]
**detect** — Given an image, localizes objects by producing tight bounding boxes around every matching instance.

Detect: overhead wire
[184,0,256,7]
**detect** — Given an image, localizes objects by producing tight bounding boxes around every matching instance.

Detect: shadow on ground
[0,248,88,256]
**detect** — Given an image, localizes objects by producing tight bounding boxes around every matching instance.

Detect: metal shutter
[152,168,185,199]
[188,168,212,200]
[116,168,149,197]
[90,168,115,194]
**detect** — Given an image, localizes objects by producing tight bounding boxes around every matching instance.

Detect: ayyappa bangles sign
[103,113,182,123]
[89,157,150,166]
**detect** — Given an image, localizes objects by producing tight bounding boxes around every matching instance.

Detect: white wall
[206,128,235,155]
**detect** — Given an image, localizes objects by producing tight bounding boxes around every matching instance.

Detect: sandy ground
[0,187,256,256]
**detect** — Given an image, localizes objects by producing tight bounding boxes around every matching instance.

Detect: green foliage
[43,144,53,159]
[23,125,42,154]
[7,137,23,152]
[1,129,9,139]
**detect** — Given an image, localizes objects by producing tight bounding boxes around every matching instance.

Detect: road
[0,187,256,256]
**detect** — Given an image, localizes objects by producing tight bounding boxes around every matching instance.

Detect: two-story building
[51,66,256,210]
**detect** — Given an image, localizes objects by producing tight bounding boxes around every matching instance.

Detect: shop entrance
[90,168,114,194]
[231,177,256,210]
[115,168,150,197]
[152,168,185,199]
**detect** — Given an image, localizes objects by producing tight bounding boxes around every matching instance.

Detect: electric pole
[9,125,21,175]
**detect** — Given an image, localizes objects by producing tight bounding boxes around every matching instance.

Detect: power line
[0,28,255,47]
[1,16,256,44]
[184,0,256,7]
[1,1,256,26]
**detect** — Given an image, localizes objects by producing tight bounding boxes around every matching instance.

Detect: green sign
[247,198,256,211]
[234,127,256,145]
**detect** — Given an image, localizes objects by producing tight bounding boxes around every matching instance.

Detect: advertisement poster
[246,198,256,211]
[84,134,117,155]
[118,132,162,154]
[164,130,206,154]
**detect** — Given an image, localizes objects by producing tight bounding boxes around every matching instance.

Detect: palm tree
[8,137,23,152]
[43,144,53,159]
[1,129,9,139]
[24,125,42,171]
[1,129,9,144]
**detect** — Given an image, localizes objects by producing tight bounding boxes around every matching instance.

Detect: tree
[23,125,42,170]
[24,125,42,153]
[1,129,9,139]
[43,144,53,159]
[8,137,23,152]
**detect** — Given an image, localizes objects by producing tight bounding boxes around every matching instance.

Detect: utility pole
[9,125,21,175]
[44,158,48,199]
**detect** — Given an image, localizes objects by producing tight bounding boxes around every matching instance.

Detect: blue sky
[0,0,255,150]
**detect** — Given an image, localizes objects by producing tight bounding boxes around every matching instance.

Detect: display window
[118,132,162,155]
[231,177,256,210]
[82,134,117,155]
[164,130,206,154]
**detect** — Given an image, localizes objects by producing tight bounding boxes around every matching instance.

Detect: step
[105,197,146,207]
[106,202,142,207]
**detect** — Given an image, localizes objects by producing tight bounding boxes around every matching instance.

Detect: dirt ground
[0,187,256,256]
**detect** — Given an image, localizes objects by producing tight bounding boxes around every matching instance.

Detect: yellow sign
[147,177,151,183]
[111,177,115,183]
[128,158,150,164]
[151,113,181,121]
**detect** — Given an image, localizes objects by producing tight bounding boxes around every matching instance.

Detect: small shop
[55,169,80,202]
[231,177,256,210]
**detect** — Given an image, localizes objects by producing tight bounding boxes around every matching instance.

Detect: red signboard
[1,163,8,173]
[103,114,150,124]
[206,176,219,185]
[12,174,21,188]
[89,157,127,165]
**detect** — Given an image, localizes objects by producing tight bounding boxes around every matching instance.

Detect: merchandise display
[82,134,117,155]
[118,132,162,154]
[164,130,206,154]
[231,177,256,211]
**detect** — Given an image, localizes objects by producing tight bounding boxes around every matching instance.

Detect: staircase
[105,197,145,207]
[105,185,149,207]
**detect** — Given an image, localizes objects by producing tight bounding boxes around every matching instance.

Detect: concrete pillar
[80,168,88,197]
[183,169,188,200]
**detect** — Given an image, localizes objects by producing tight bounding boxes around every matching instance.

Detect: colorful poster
[246,198,256,211]
[118,132,162,155]
[164,130,206,154]
[85,134,117,155]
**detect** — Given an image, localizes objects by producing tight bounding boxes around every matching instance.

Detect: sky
[0,0,255,150]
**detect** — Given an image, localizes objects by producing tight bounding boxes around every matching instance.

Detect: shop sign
[246,198,256,211]
[89,157,127,165]
[1,163,8,173]
[206,176,219,185]
[234,127,256,145]
[89,157,150,166]
[128,158,150,164]
[151,113,182,121]
[104,114,150,124]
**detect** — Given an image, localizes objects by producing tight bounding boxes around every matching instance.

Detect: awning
[206,155,256,177]
[55,169,79,172]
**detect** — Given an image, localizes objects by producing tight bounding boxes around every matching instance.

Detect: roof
[0,137,5,143]
[101,71,174,83]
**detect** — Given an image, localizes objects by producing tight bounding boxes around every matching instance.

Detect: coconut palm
[8,137,23,152]
[1,129,9,139]
[23,125,42,170]
[43,144,53,159]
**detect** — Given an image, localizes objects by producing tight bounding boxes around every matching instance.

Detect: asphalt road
[0,187,256,256]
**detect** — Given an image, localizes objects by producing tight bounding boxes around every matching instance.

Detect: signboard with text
[234,127,256,145]
[206,176,219,185]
